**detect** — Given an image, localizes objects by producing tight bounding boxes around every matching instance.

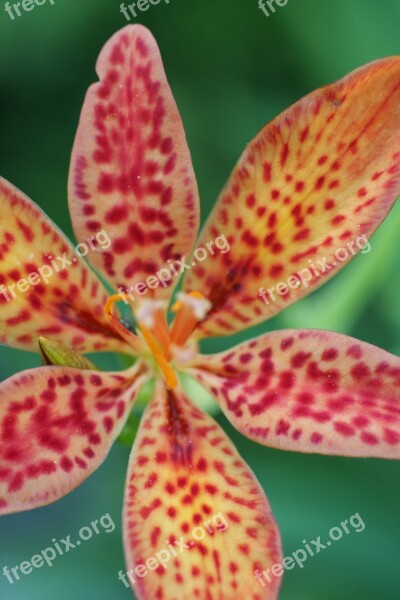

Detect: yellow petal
[0,177,124,354]
[68,25,199,303]
[183,57,400,338]
[123,383,282,599]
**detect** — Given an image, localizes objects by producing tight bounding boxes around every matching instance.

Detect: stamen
[139,324,177,390]
[104,294,145,354]
[104,294,177,390]
[136,300,171,360]
[153,310,172,360]
[170,291,212,346]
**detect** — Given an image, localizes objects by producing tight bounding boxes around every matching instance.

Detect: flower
[1,23,400,600]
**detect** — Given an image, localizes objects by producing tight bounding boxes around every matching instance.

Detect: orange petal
[68,25,199,301]
[0,177,124,354]
[0,362,149,515]
[123,384,282,600]
[183,57,400,338]
[186,330,400,457]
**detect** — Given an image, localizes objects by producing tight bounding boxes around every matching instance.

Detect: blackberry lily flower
[1,24,400,600]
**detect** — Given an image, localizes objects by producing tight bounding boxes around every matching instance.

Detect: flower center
[104,291,211,390]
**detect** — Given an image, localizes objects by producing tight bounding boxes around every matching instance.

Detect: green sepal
[38,337,100,371]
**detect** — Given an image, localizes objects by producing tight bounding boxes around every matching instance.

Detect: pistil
[103,291,211,391]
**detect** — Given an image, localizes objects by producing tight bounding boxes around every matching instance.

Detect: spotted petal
[0,362,148,515]
[186,330,400,457]
[68,25,199,300]
[183,57,400,337]
[123,383,282,600]
[0,177,124,354]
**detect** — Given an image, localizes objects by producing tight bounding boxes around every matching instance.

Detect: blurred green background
[0,0,399,598]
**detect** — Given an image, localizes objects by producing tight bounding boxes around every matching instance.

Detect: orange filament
[170,291,207,347]
[138,324,177,390]
[104,294,144,354]
[152,308,172,360]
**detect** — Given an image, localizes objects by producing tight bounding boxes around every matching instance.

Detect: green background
[0,0,399,598]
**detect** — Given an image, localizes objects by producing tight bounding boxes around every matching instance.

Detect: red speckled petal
[183,57,400,338]
[186,330,400,458]
[0,362,149,515]
[68,25,199,300]
[0,177,124,354]
[123,383,282,600]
